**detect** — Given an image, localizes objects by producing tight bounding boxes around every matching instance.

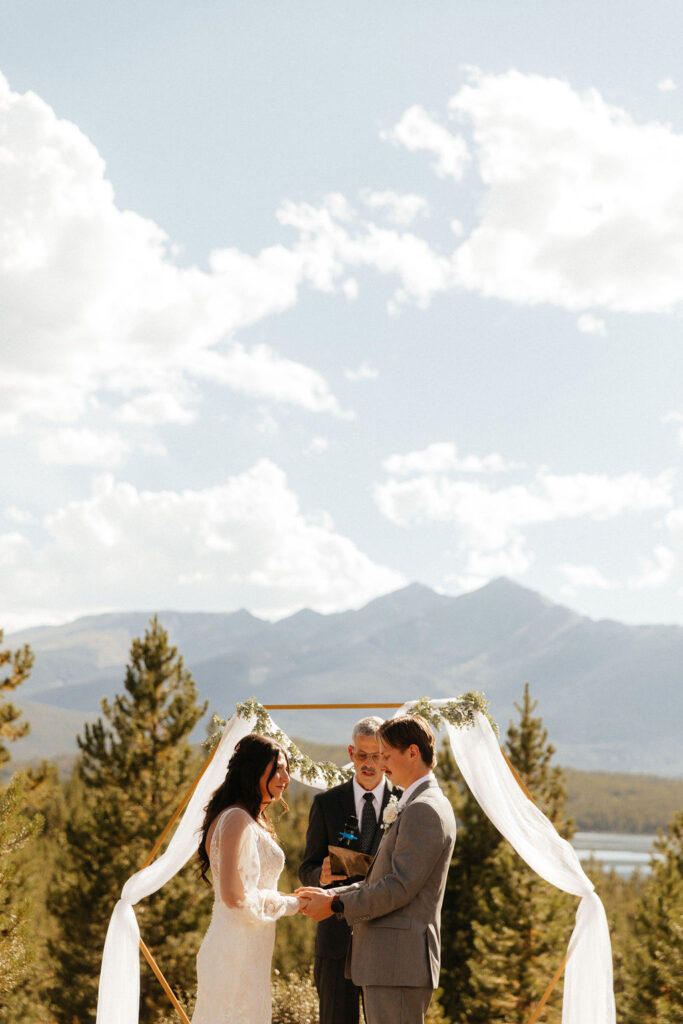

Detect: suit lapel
[365,779,432,876]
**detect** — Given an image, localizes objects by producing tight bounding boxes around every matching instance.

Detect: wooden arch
[137,702,568,1024]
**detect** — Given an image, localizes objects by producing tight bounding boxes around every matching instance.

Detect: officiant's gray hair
[351,715,384,741]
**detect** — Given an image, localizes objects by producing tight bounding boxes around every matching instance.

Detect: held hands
[296,892,312,914]
[295,855,347,919]
[294,886,335,921]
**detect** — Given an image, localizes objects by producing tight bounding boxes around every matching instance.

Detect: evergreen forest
[1,622,681,1024]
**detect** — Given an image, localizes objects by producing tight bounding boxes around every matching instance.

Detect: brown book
[328,845,373,879]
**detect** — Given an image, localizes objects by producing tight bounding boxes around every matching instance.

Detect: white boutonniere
[381,794,401,831]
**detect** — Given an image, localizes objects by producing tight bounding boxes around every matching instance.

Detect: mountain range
[7,578,683,775]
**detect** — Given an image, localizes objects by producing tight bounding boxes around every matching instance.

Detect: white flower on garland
[381,794,401,831]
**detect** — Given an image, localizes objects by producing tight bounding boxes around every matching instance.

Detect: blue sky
[3,0,683,631]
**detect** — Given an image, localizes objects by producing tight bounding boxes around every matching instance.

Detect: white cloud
[360,189,429,225]
[446,68,683,313]
[663,411,683,446]
[10,63,683,444]
[0,461,405,627]
[271,71,683,321]
[0,73,347,435]
[252,406,280,437]
[382,442,517,476]
[194,344,352,417]
[274,73,683,319]
[277,195,456,309]
[344,361,379,382]
[116,390,197,426]
[36,427,129,466]
[628,545,675,589]
[658,78,677,93]
[447,538,532,593]
[382,105,470,181]
[559,563,614,590]
[577,313,607,336]
[305,436,330,456]
[653,510,683,595]
[341,278,359,300]
[2,506,36,526]
[375,444,675,589]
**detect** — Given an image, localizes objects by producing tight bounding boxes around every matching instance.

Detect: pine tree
[0,775,43,1015]
[465,843,574,1024]
[504,687,573,837]
[0,630,44,1021]
[0,630,34,765]
[621,810,683,1024]
[3,762,69,1023]
[48,618,209,1024]
[440,684,575,1024]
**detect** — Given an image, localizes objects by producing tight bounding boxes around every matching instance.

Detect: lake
[572,831,658,877]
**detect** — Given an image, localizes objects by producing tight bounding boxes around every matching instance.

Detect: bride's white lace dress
[191,806,300,1024]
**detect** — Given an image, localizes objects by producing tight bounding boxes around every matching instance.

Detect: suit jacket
[334,777,456,989]
[299,777,401,959]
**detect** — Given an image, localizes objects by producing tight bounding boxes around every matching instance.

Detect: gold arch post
[139,701,571,1024]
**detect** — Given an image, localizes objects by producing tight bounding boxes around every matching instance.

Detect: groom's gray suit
[332,777,456,1024]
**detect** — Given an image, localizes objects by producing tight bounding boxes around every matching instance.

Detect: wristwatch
[330,897,345,919]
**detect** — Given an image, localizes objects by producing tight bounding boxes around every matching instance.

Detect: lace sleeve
[212,808,300,922]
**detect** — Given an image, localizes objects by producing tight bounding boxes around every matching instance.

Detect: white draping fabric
[393,701,615,1024]
[96,709,328,1024]
[97,702,615,1024]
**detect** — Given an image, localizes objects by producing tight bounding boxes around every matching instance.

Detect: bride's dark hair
[197,733,288,885]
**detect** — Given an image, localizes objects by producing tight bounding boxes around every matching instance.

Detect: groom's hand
[294,887,335,921]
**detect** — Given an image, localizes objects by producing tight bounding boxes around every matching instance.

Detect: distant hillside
[564,769,683,833]
[7,701,98,769]
[7,578,683,774]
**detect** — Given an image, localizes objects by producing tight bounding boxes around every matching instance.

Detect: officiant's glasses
[353,751,381,763]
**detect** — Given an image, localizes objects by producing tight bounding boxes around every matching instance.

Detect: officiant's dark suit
[299,721,401,1024]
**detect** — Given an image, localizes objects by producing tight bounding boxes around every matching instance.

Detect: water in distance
[572,832,658,877]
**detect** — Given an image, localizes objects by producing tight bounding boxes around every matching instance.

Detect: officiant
[299,716,402,1024]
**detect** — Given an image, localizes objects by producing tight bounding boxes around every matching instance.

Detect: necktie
[359,792,377,853]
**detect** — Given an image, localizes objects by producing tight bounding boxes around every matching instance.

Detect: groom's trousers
[362,985,432,1024]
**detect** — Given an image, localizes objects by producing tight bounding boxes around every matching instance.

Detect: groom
[297,714,456,1024]
[299,716,401,1024]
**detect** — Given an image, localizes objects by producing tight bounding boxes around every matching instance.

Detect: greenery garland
[410,691,498,735]
[238,698,352,786]
[205,691,496,784]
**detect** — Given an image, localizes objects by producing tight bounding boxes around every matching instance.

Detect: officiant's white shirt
[352,775,386,820]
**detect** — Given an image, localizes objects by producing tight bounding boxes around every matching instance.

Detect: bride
[192,733,306,1024]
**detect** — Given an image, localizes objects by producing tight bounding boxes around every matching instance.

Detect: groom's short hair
[379,714,436,768]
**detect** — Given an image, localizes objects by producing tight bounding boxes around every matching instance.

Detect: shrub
[272,969,320,1024]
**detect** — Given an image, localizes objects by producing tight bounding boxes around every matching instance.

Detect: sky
[3,0,683,633]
